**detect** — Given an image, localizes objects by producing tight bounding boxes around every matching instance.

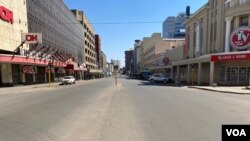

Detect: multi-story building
[162,9,190,38]
[170,0,250,86]
[140,33,185,72]
[107,62,114,76]
[125,49,134,74]
[111,59,121,69]
[0,0,85,86]
[71,10,102,79]
[0,0,28,86]
[133,40,142,75]
[26,0,85,83]
[100,51,107,72]
[95,34,101,69]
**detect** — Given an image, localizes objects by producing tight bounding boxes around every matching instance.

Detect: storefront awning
[0,54,66,67]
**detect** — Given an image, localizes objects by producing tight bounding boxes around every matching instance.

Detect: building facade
[71,10,102,79]
[133,40,142,75]
[111,59,121,69]
[163,12,189,38]
[95,34,101,69]
[27,0,85,82]
[107,62,114,76]
[0,0,88,87]
[170,0,250,86]
[125,49,134,74]
[140,33,185,73]
[100,51,107,76]
[0,0,28,86]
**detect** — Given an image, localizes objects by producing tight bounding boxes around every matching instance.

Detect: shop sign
[23,66,37,74]
[163,57,170,65]
[57,68,65,73]
[0,6,13,24]
[230,26,250,50]
[21,33,42,44]
[211,53,250,62]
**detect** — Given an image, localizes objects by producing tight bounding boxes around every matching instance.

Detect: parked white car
[61,76,76,85]
[148,74,172,83]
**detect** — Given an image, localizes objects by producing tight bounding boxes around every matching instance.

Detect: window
[240,0,247,4]
[239,16,248,26]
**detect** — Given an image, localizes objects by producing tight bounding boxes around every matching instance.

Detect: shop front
[211,52,250,85]
[0,54,66,86]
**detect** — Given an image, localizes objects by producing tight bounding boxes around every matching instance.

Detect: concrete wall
[0,0,28,52]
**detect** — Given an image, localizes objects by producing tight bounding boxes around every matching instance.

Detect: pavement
[0,78,104,95]
[188,85,250,94]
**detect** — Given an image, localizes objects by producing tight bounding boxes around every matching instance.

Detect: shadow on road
[137,81,187,87]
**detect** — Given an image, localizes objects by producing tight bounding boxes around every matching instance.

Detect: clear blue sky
[64,0,207,67]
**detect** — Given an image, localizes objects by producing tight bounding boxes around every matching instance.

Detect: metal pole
[115,70,117,86]
[192,68,194,86]
[49,69,51,87]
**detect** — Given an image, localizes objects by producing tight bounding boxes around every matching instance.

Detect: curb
[0,78,106,95]
[188,86,250,95]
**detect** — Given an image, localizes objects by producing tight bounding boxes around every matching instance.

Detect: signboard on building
[230,27,250,50]
[0,6,13,24]
[23,66,37,74]
[211,53,250,62]
[21,33,42,44]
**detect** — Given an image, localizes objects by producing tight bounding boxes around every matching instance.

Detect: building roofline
[183,2,209,25]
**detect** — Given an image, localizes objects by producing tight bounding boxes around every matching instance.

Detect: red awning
[0,54,66,67]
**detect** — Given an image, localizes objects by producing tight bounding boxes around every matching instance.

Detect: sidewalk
[188,86,250,94]
[0,79,102,95]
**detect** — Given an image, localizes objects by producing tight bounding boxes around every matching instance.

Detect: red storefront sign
[230,27,250,50]
[21,33,42,44]
[0,6,13,24]
[211,53,250,62]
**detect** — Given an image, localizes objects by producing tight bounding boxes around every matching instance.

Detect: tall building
[100,51,107,71]
[125,49,134,74]
[0,0,28,86]
[111,59,121,69]
[133,40,142,74]
[0,0,86,86]
[162,6,190,38]
[27,0,85,82]
[71,10,102,79]
[169,0,250,86]
[95,34,101,69]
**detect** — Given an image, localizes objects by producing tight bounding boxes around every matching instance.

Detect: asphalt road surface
[0,77,250,141]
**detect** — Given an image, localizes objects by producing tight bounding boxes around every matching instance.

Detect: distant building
[162,6,191,38]
[107,63,114,76]
[100,51,107,71]
[111,59,121,69]
[71,10,102,79]
[133,40,142,74]
[95,34,101,69]
[125,49,134,74]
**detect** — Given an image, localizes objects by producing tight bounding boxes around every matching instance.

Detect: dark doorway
[12,64,21,85]
[0,64,2,86]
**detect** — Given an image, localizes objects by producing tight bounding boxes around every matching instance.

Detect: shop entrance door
[226,67,238,85]
[226,67,250,85]
[12,64,21,85]
[239,67,247,85]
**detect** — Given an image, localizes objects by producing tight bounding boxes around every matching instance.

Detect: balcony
[225,0,250,17]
